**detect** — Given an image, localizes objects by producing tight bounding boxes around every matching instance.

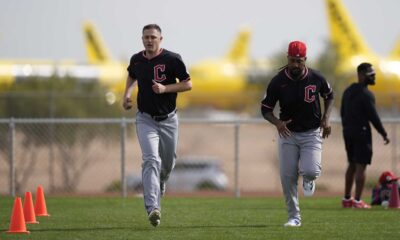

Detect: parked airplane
[326,0,400,106]
[0,22,126,104]
[181,27,271,109]
[0,22,271,109]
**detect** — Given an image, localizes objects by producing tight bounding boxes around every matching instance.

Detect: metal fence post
[9,118,15,197]
[234,123,240,198]
[49,119,55,192]
[120,118,127,198]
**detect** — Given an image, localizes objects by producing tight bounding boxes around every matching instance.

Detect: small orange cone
[34,186,50,217]
[6,197,30,234]
[23,192,39,224]
[388,181,400,209]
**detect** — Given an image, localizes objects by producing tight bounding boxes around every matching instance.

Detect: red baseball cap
[379,171,399,184]
[288,41,307,58]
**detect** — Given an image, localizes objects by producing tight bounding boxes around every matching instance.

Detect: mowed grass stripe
[0,196,398,239]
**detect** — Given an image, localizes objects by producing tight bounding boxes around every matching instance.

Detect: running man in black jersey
[261,41,334,227]
[122,24,192,227]
[341,62,390,209]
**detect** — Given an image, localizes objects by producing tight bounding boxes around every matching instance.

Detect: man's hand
[383,136,390,145]
[123,98,133,110]
[276,119,292,138]
[320,117,331,138]
[152,80,166,94]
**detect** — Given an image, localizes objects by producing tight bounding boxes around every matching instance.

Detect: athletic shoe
[303,179,315,197]
[160,181,166,197]
[352,199,371,209]
[342,197,354,208]
[284,219,301,227]
[148,209,161,227]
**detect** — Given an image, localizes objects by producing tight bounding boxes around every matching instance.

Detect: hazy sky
[0,0,399,65]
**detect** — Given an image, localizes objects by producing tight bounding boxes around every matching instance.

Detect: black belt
[141,109,177,122]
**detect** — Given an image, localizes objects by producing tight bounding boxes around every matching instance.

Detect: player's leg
[279,135,301,222]
[158,114,178,196]
[298,129,322,180]
[344,163,356,197]
[136,112,162,214]
[354,130,372,205]
[343,133,356,199]
[352,163,371,208]
[298,129,322,197]
[352,129,372,208]
[354,163,367,200]
[342,162,356,208]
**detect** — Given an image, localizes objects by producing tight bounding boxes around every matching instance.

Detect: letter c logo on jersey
[153,64,166,82]
[304,85,316,103]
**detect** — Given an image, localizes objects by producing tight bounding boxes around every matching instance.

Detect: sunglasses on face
[365,71,375,77]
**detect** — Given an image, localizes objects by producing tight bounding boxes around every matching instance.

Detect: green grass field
[0,195,399,239]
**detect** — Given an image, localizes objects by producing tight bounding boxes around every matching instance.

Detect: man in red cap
[288,41,307,58]
[371,171,399,205]
[261,41,334,227]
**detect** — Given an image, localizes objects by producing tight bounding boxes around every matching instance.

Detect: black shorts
[343,130,373,165]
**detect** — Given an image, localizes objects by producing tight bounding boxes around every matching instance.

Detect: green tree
[315,40,349,108]
[1,76,123,118]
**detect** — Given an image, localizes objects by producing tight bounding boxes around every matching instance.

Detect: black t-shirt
[340,82,387,138]
[261,67,333,132]
[127,49,190,116]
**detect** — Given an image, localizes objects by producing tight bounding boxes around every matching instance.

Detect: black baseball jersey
[340,82,387,138]
[261,67,333,132]
[127,49,190,116]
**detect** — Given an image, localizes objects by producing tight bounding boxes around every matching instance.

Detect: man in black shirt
[122,24,192,227]
[261,41,334,227]
[341,62,390,209]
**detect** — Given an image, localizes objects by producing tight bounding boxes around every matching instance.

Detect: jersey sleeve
[127,55,137,79]
[363,92,387,138]
[340,89,348,121]
[319,76,334,100]
[261,79,278,114]
[173,54,190,82]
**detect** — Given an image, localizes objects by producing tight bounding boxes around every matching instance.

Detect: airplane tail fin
[225,27,250,63]
[326,0,372,60]
[389,36,400,59]
[83,21,111,63]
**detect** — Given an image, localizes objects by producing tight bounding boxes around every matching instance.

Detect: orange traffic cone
[388,181,400,209]
[6,197,30,234]
[34,186,50,217]
[23,192,39,224]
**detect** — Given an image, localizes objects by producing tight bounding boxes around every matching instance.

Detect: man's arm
[152,80,192,94]
[122,75,137,110]
[262,111,292,138]
[260,78,292,138]
[320,97,334,138]
[364,94,390,144]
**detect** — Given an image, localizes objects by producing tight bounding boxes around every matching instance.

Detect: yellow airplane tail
[83,21,111,64]
[326,0,372,61]
[225,27,250,63]
[389,36,400,59]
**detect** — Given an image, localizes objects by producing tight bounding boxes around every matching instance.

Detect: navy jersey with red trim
[261,67,333,132]
[127,49,190,116]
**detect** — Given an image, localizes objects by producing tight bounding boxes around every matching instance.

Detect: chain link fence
[0,118,399,197]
